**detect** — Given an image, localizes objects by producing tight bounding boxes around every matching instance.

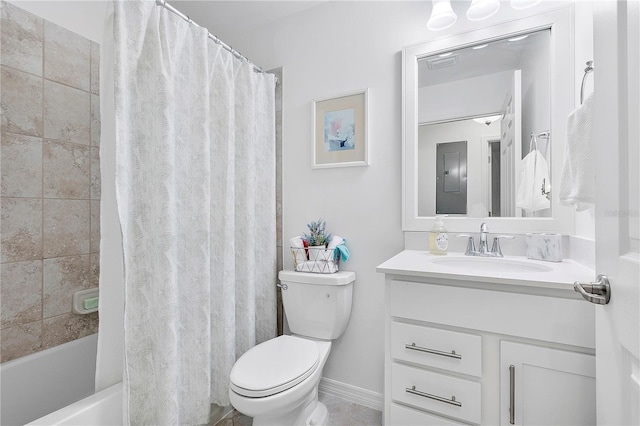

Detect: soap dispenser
[429,216,448,255]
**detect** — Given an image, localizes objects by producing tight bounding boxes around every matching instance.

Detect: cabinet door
[500,341,595,426]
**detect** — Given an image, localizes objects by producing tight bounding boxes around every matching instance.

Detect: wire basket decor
[291,246,340,274]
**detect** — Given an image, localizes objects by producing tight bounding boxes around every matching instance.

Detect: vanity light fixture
[466,0,500,21]
[428,0,541,31]
[427,0,457,31]
[511,0,542,10]
[472,43,489,50]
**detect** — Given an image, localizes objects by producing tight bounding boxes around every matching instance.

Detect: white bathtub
[27,382,123,426]
[0,334,98,425]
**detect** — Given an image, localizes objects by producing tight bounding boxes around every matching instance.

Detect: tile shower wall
[0,1,100,363]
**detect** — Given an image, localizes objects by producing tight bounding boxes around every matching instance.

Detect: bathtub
[26,382,122,426]
[0,334,98,425]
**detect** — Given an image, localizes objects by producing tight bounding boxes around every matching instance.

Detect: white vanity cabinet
[377,251,596,426]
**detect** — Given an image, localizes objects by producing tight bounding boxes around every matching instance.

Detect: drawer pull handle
[405,342,462,359]
[405,385,462,407]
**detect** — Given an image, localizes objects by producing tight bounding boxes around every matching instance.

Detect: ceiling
[419,28,550,86]
[173,1,325,40]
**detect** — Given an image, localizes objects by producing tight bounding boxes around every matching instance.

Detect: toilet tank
[278,270,355,340]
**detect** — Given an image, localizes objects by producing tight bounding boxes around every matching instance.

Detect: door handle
[574,274,611,305]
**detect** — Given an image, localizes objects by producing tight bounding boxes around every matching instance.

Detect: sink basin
[430,256,552,273]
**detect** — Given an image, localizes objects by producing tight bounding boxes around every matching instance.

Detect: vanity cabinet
[378,251,596,426]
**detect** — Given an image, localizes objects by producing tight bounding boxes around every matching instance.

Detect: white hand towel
[559,93,594,211]
[516,149,550,212]
[290,236,307,265]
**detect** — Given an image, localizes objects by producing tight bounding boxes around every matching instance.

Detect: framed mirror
[403,7,575,233]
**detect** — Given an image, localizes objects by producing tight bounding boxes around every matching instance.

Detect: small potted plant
[303,218,332,248]
[302,219,334,264]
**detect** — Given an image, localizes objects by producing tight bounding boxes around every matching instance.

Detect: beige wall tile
[1,133,42,197]
[90,147,100,199]
[0,1,43,76]
[91,93,100,147]
[90,201,100,253]
[1,260,42,327]
[43,199,90,258]
[90,253,99,288]
[43,255,89,318]
[90,41,100,95]
[44,20,90,91]
[42,312,98,350]
[0,320,42,362]
[44,80,90,145]
[1,2,101,360]
[1,198,42,263]
[0,66,43,137]
[43,140,90,199]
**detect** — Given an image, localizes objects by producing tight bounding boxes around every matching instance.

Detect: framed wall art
[312,89,368,168]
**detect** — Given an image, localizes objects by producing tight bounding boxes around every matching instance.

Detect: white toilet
[229,270,355,426]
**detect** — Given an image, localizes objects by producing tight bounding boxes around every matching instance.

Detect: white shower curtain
[112,1,276,424]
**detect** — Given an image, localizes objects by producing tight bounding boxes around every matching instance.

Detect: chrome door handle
[574,274,611,305]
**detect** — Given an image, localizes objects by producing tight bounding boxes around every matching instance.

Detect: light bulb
[427,0,457,31]
[466,0,500,21]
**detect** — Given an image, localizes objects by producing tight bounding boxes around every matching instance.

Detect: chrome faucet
[456,223,514,257]
[478,223,489,254]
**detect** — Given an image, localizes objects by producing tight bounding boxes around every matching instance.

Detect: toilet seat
[229,335,320,398]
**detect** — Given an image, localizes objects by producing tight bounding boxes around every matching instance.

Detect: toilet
[229,270,355,426]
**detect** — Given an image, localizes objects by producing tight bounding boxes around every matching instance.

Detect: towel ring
[580,61,594,104]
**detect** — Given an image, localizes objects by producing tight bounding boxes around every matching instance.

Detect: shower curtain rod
[155,0,275,80]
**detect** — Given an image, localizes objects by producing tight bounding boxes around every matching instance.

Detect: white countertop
[376,250,595,292]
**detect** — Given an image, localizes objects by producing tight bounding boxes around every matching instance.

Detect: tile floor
[216,393,382,426]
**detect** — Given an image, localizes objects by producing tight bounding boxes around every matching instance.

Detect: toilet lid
[229,335,319,398]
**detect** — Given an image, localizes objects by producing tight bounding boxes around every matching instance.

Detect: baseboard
[318,377,383,412]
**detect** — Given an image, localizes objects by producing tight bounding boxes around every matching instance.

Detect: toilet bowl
[229,270,355,426]
[229,335,331,426]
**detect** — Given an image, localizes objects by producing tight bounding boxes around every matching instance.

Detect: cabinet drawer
[391,321,481,377]
[390,403,465,425]
[392,363,481,424]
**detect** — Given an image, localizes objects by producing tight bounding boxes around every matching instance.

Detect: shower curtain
[112,2,276,424]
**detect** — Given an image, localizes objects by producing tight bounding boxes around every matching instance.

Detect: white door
[592,1,640,425]
[500,70,522,217]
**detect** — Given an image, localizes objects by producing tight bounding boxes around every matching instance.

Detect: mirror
[403,8,575,233]
[418,29,550,218]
